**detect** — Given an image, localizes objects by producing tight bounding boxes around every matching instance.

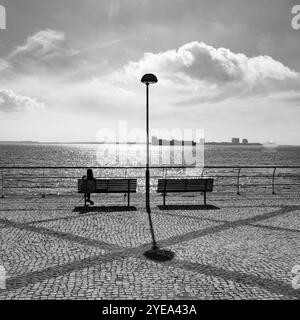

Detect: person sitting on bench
[82,168,95,205]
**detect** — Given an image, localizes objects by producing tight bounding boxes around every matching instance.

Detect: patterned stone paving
[0,192,299,300]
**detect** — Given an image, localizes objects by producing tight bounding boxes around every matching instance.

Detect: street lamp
[141,73,158,251]
[141,74,175,262]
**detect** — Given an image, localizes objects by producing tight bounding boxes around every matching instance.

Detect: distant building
[232,137,240,144]
[151,136,196,146]
[242,138,248,144]
[152,136,158,145]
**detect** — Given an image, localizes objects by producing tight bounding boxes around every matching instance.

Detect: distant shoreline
[0,141,299,147]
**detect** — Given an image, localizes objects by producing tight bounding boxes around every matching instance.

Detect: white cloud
[0,58,9,72]
[0,89,45,113]
[9,29,66,58]
[122,41,300,102]
[0,28,81,80]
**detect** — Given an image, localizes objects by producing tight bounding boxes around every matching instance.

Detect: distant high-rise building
[232,137,240,144]
[242,138,248,144]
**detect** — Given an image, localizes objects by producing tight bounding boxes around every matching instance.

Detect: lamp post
[141,74,175,261]
[141,73,158,251]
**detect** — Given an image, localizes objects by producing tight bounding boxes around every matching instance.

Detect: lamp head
[141,73,158,85]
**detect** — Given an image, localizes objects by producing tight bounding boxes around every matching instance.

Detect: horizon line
[0,140,299,146]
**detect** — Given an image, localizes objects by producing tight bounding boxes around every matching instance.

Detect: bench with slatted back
[78,179,137,207]
[157,178,214,206]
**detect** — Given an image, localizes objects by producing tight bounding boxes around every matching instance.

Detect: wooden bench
[157,178,214,206]
[78,179,137,207]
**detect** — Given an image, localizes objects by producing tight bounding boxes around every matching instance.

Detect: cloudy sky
[0,0,299,144]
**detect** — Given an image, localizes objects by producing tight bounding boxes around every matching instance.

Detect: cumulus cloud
[122,41,300,102]
[0,89,45,112]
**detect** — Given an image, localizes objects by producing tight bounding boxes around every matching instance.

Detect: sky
[0,0,299,144]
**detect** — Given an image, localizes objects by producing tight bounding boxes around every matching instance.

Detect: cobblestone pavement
[0,192,299,300]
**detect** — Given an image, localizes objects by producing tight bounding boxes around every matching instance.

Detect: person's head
[87,168,93,179]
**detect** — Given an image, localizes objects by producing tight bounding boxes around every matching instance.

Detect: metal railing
[0,165,300,197]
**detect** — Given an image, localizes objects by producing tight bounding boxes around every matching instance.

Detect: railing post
[272,168,277,195]
[237,168,241,195]
[1,169,4,199]
[201,168,204,178]
[41,169,45,198]
[164,168,168,179]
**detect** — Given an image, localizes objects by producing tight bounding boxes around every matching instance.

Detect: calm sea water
[0,144,299,195]
[0,143,300,166]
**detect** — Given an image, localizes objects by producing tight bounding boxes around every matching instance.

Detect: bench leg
[128,192,130,207]
[84,193,87,207]
[163,192,166,206]
[204,192,207,205]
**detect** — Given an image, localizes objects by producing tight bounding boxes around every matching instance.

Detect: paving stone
[0,193,299,299]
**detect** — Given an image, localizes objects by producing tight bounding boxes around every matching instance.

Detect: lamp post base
[144,248,175,262]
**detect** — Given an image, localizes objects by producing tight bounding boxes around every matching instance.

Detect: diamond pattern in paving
[0,193,299,300]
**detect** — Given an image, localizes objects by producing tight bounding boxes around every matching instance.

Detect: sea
[0,143,299,195]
